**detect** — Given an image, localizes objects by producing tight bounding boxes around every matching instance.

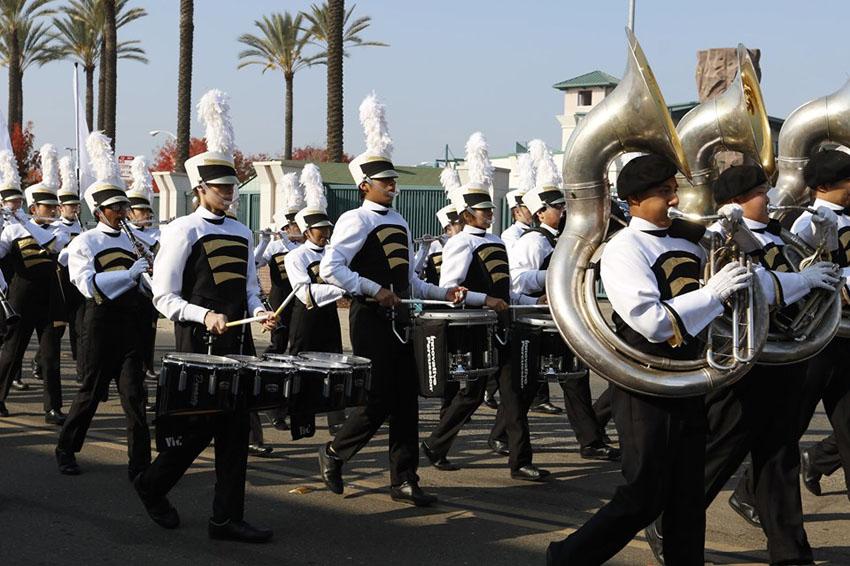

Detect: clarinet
[118,218,155,273]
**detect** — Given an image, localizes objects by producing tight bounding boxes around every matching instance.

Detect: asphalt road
[0,319,848,565]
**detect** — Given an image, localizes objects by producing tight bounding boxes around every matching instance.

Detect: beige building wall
[556,86,615,149]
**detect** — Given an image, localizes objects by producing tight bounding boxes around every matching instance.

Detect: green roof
[553,70,619,91]
[274,159,444,186]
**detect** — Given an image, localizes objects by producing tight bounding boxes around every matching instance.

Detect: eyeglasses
[548,202,566,210]
[105,202,129,211]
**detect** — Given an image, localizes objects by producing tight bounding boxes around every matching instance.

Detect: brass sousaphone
[546,30,769,398]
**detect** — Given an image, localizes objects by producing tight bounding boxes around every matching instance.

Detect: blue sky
[14,0,850,166]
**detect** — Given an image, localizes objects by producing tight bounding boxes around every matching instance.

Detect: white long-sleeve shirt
[601,216,723,343]
[319,199,447,300]
[152,206,264,324]
[509,224,558,296]
[67,221,139,301]
[500,220,530,248]
[285,242,346,308]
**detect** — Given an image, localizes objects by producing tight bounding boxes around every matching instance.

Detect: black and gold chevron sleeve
[94,248,136,273]
[376,226,409,271]
[651,251,701,300]
[201,235,249,285]
[16,236,52,270]
[476,243,510,286]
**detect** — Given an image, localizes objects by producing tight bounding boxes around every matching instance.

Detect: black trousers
[703,363,811,563]
[0,305,62,411]
[264,284,294,356]
[137,315,252,522]
[593,383,613,431]
[550,387,706,565]
[487,360,537,471]
[737,338,850,501]
[330,301,419,486]
[57,302,151,471]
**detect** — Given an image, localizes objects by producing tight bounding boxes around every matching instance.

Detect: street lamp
[149,129,177,140]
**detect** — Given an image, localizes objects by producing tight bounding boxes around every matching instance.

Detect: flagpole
[73,63,81,188]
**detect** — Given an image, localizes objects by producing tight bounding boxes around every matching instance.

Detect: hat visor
[32,198,60,206]
[307,219,334,229]
[99,195,131,207]
[546,196,567,206]
[130,203,153,210]
[368,169,398,179]
[468,201,495,210]
[203,175,240,186]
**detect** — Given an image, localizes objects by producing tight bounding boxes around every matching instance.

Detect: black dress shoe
[329,422,344,435]
[133,474,180,529]
[272,417,289,431]
[421,441,461,471]
[580,441,621,461]
[248,444,273,458]
[318,442,344,494]
[11,378,29,391]
[128,465,149,482]
[801,447,822,496]
[55,448,81,475]
[511,465,550,482]
[0,401,8,417]
[483,394,499,410]
[144,370,158,381]
[390,480,437,507]
[530,402,562,415]
[45,409,66,426]
[644,519,664,565]
[31,359,42,381]
[728,492,761,528]
[488,438,510,456]
[208,519,273,543]
[546,540,567,566]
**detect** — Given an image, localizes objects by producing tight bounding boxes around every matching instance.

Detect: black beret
[616,154,678,199]
[804,149,850,189]
[713,165,767,204]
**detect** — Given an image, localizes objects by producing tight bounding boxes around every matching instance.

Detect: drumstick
[399,298,460,307]
[224,284,305,328]
[508,304,549,310]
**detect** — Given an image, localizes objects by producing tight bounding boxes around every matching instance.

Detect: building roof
[553,70,620,91]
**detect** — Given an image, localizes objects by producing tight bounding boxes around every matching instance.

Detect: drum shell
[156,358,239,417]
[297,352,372,407]
[289,363,350,415]
[513,319,588,387]
[240,362,295,412]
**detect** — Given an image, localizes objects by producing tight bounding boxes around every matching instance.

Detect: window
[577,90,592,106]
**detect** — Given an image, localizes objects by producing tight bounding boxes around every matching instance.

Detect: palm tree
[0,0,55,135]
[238,12,323,160]
[175,0,192,172]
[301,2,387,162]
[102,0,116,144]
[53,0,147,131]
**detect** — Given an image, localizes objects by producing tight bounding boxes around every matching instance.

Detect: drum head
[517,314,556,328]
[298,352,370,367]
[416,309,497,324]
[264,353,302,364]
[295,359,351,372]
[245,360,296,371]
[227,354,263,364]
[163,353,241,368]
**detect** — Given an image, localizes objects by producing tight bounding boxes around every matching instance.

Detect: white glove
[800,261,840,291]
[717,203,744,225]
[128,258,150,281]
[812,206,839,252]
[259,229,271,243]
[704,261,751,302]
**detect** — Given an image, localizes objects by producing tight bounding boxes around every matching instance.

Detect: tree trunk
[85,65,94,131]
[7,26,21,135]
[97,37,106,131]
[103,0,118,147]
[284,72,293,160]
[15,70,23,130]
[175,0,193,172]
[326,0,344,162]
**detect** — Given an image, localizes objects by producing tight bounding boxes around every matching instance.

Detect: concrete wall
[152,171,190,221]
[556,86,615,149]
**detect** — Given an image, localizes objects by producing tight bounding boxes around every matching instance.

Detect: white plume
[439,165,461,195]
[39,144,59,189]
[516,152,535,193]
[59,156,78,194]
[527,139,548,168]
[464,131,494,187]
[85,131,122,186]
[283,172,304,210]
[130,155,154,201]
[300,163,327,211]
[358,92,393,158]
[533,140,562,188]
[0,150,20,189]
[197,89,235,155]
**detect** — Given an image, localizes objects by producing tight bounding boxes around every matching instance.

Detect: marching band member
[317,93,464,506]
[285,163,347,437]
[499,150,535,247]
[422,132,546,480]
[0,148,69,422]
[647,165,839,564]
[133,90,276,542]
[508,180,620,462]
[54,133,152,479]
[0,152,26,392]
[415,166,463,285]
[125,156,160,379]
[547,155,751,565]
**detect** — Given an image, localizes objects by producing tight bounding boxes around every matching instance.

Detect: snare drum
[287,359,352,415]
[298,352,371,407]
[513,314,588,385]
[240,360,296,411]
[156,353,241,417]
[413,309,498,398]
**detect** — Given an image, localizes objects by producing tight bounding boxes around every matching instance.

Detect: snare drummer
[421,132,546,481]
[55,135,152,479]
[507,183,620,462]
[547,155,751,564]
[285,163,347,436]
[316,93,465,507]
[134,90,277,543]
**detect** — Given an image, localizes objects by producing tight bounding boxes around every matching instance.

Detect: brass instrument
[546,29,769,398]
[675,45,774,217]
